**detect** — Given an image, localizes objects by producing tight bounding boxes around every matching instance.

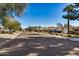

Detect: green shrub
[64,34,72,37]
[9,31,13,34]
[2,30,6,34]
[56,33,58,35]
[49,32,53,34]
[60,34,63,36]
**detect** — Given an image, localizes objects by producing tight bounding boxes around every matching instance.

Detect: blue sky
[15,3,79,28]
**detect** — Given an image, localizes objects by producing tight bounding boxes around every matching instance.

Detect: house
[0,26,10,33]
[47,26,56,30]
[0,26,5,33]
[63,25,77,34]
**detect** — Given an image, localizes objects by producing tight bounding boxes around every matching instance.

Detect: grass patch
[63,34,72,37]
[63,34,79,38]
[71,34,79,38]
[49,32,79,38]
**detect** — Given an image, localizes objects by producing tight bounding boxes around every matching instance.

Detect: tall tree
[0,3,27,26]
[12,20,21,31]
[57,23,63,27]
[2,16,21,32]
[63,4,74,34]
[2,16,13,31]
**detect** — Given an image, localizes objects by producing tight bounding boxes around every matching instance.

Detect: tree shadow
[0,37,79,56]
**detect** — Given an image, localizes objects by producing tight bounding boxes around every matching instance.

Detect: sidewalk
[39,32,79,42]
[51,35,79,42]
[0,31,22,39]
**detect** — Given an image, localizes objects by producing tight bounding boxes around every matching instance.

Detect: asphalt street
[0,31,79,56]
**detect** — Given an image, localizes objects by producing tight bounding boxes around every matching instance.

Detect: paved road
[0,31,79,56]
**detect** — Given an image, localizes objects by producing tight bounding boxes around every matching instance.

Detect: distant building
[63,25,78,34]
[47,26,56,30]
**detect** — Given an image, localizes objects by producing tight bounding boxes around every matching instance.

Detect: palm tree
[63,4,74,34]
[73,3,79,19]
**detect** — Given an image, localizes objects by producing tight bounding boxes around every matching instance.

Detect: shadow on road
[0,37,79,56]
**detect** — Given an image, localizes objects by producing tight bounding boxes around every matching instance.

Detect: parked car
[49,29,62,33]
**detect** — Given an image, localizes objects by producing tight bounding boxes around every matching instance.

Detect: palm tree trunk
[67,19,70,34]
[67,11,70,34]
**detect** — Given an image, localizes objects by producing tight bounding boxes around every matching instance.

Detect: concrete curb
[51,35,79,42]
[39,32,79,42]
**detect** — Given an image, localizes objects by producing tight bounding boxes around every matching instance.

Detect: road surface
[0,31,79,56]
